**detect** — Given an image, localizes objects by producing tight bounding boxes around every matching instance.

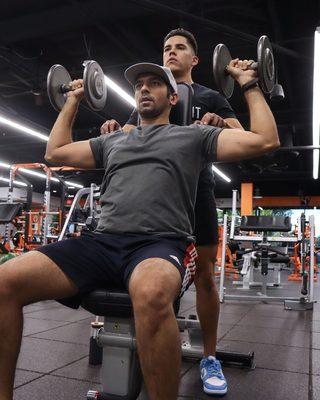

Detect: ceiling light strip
[0,176,27,187]
[0,115,49,141]
[212,165,231,183]
[104,76,136,107]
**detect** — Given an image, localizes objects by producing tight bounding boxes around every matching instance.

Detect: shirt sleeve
[89,135,106,168]
[210,92,236,119]
[125,108,139,126]
[198,125,224,163]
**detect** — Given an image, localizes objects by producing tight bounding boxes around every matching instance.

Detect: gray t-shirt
[89,124,222,240]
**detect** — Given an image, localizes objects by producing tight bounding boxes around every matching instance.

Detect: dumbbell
[47,60,107,112]
[212,35,275,98]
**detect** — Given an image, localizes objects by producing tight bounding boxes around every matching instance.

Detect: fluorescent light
[19,168,49,179]
[313,27,320,179]
[253,188,263,199]
[212,165,231,183]
[104,76,136,107]
[0,114,84,187]
[65,181,82,188]
[0,162,83,189]
[0,176,27,187]
[0,116,49,141]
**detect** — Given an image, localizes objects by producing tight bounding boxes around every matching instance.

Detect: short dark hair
[167,85,175,97]
[163,28,198,55]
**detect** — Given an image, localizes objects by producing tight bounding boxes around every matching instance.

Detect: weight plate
[212,44,234,98]
[47,64,72,112]
[257,35,275,94]
[83,60,107,111]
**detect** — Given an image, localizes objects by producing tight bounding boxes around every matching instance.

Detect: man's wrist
[61,97,81,113]
[236,77,253,85]
[65,97,81,106]
[241,78,259,93]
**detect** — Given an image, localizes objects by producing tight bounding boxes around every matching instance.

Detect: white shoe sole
[203,386,228,395]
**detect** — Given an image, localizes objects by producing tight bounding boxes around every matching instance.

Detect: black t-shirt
[126,82,237,188]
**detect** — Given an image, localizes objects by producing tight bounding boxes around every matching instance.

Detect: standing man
[101,28,243,396]
[0,61,278,400]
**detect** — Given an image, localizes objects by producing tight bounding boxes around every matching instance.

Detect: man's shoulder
[169,124,200,133]
[192,82,235,116]
[170,124,220,139]
[196,124,222,135]
[192,82,221,98]
[97,129,127,145]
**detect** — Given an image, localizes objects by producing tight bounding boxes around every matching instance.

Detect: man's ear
[191,55,199,67]
[170,93,179,106]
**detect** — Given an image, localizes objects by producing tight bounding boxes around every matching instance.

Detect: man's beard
[138,105,163,120]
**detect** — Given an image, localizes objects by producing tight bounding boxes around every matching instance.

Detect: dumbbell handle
[225,61,258,74]
[249,61,258,70]
[59,84,72,93]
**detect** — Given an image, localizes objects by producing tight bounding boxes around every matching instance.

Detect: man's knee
[129,258,181,316]
[0,256,24,303]
[133,285,171,317]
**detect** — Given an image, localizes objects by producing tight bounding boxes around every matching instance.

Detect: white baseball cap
[125,62,178,94]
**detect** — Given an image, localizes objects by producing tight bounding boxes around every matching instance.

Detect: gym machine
[219,190,316,311]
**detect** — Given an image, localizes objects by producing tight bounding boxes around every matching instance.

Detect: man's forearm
[244,86,279,148]
[45,99,79,157]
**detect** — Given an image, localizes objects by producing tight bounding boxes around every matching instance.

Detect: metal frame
[4,163,54,247]
[58,186,97,240]
[95,315,254,369]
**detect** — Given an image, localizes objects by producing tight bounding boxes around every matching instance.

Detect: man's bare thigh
[0,250,78,306]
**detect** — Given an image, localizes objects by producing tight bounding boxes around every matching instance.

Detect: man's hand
[200,112,227,128]
[100,119,121,135]
[193,113,228,128]
[226,59,257,88]
[65,79,85,103]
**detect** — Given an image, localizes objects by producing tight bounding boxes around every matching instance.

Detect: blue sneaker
[200,356,227,396]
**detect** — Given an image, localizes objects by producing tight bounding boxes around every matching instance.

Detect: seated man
[0,60,279,400]
[100,28,244,396]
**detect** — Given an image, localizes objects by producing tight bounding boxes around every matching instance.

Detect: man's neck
[173,70,193,84]
[140,115,170,125]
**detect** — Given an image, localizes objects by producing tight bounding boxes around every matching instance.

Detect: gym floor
[13,274,320,400]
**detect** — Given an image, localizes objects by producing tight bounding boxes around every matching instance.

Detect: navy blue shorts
[37,230,197,309]
[194,167,218,246]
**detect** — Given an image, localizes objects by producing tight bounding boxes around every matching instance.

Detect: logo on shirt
[192,106,201,120]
